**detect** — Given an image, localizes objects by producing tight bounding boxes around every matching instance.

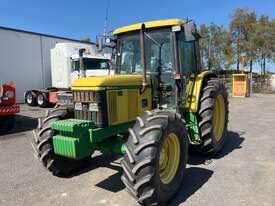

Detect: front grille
[73,90,108,127]
[57,92,73,106]
[73,91,98,102]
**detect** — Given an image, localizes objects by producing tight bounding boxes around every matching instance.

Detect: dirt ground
[0,94,275,206]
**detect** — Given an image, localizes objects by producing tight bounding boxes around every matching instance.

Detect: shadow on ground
[62,130,245,203]
[0,114,37,138]
[65,154,125,193]
[188,130,245,165]
[168,167,213,206]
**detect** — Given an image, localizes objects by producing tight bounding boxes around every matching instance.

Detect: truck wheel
[0,115,15,133]
[25,91,37,106]
[121,110,188,206]
[31,107,86,176]
[194,78,229,155]
[37,92,49,108]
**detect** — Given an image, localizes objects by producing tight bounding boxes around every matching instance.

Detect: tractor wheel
[25,91,37,106]
[37,92,49,108]
[0,115,15,134]
[121,110,188,206]
[194,78,229,155]
[31,107,86,176]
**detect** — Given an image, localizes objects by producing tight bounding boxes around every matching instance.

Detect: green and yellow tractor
[31,19,229,205]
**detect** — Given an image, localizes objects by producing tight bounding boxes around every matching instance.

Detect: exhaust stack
[79,48,86,78]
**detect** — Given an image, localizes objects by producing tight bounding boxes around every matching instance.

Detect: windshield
[117,28,173,74]
[73,58,110,71]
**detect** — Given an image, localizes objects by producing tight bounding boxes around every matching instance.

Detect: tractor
[31,19,229,206]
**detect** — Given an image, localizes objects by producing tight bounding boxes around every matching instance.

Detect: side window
[178,32,196,75]
[119,35,141,74]
[100,62,109,69]
[72,60,80,71]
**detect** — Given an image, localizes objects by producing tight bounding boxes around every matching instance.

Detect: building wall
[0,28,89,103]
[0,29,44,103]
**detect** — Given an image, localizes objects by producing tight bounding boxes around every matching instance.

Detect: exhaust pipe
[79,48,86,78]
[140,23,147,93]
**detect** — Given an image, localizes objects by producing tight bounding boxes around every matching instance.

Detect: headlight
[5,91,14,99]
[89,103,99,112]
[74,102,82,110]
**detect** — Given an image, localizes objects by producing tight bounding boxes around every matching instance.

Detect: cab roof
[113,18,185,35]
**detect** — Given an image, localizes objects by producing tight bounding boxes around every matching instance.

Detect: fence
[218,73,275,97]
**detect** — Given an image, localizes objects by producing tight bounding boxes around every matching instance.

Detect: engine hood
[71,74,151,90]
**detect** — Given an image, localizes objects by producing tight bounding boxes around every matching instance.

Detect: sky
[0,0,274,70]
[1,0,274,40]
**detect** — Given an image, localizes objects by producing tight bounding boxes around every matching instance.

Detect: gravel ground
[0,94,275,206]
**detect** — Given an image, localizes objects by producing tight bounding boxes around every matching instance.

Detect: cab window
[178,32,197,75]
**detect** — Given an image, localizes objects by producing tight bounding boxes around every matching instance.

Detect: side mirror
[105,37,111,44]
[184,22,201,42]
[96,36,103,52]
[105,36,117,48]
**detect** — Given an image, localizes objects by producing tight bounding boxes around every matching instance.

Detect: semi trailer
[25,43,112,107]
[0,81,19,133]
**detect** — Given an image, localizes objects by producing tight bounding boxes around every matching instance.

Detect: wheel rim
[159,133,180,184]
[27,94,33,104]
[37,95,44,105]
[212,95,225,141]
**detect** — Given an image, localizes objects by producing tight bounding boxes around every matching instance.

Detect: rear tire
[121,110,188,206]
[31,107,87,176]
[37,92,49,108]
[193,78,229,155]
[25,91,37,106]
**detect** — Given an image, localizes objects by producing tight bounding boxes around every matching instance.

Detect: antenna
[103,0,110,37]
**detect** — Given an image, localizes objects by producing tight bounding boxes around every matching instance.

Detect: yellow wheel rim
[159,133,180,184]
[212,95,225,141]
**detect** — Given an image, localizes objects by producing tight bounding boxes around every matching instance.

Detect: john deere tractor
[32,19,228,205]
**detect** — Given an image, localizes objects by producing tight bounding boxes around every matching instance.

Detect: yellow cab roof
[113,18,185,35]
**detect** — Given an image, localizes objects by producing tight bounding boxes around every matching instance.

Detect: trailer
[24,43,112,107]
[0,81,20,133]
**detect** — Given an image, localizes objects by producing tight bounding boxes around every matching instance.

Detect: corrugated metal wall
[0,28,89,103]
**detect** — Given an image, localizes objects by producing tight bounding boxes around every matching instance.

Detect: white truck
[25,43,112,107]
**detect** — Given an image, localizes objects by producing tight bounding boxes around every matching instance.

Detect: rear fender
[185,71,217,113]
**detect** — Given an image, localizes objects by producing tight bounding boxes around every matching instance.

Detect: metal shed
[0,26,94,103]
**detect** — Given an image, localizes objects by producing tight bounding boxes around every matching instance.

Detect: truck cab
[25,43,113,108]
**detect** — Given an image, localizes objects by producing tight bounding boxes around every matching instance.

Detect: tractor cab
[111,19,202,110]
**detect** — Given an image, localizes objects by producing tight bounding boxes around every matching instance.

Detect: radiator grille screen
[73,90,108,127]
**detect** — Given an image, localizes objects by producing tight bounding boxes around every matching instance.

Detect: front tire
[31,107,87,176]
[121,110,188,206]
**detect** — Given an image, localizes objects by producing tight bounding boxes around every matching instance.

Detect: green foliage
[199,8,274,73]
[199,24,233,70]
[230,9,257,71]
[82,37,92,43]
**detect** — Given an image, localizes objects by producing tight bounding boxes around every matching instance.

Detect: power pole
[103,0,110,37]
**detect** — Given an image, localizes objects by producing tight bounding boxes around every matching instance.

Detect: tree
[199,24,210,69]
[230,9,257,72]
[82,37,92,43]
[255,15,274,75]
[199,23,233,70]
